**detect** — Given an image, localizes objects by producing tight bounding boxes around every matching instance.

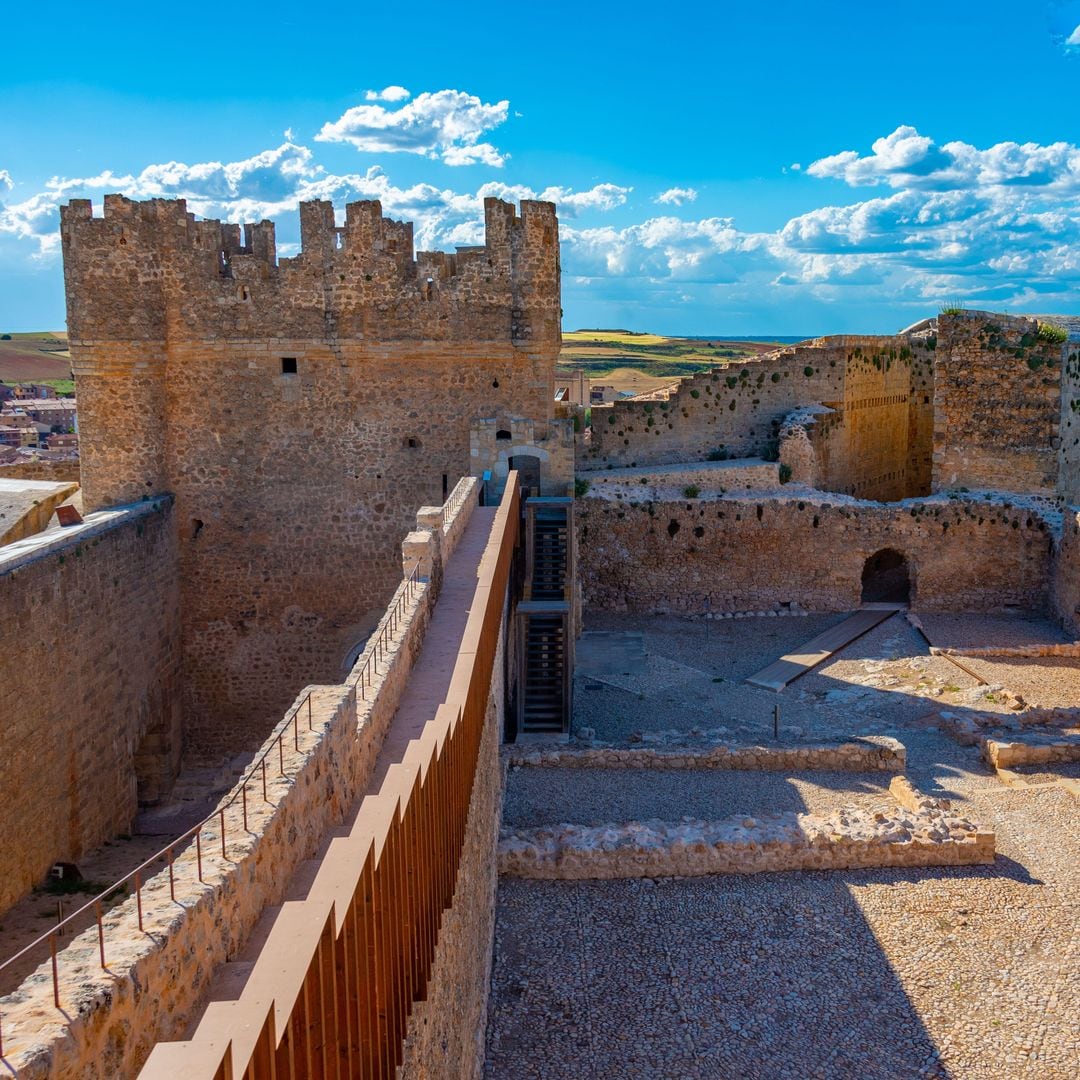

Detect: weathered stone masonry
[577,493,1054,615]
[61,195,562,757]
[0,499,181,916]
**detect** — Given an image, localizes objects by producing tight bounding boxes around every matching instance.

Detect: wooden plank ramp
[745,607,901,691]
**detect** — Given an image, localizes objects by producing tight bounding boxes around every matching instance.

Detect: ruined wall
[0,499,181,916]
[1052,507,1080,635]
[933,311,1063,493]
[0,460,81,483]
[577,493,1053,615]
[1058,342,1080,503]
[61,195,560,756]
[583,336,934,501]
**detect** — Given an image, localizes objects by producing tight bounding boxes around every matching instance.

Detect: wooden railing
[139,474,520,1079]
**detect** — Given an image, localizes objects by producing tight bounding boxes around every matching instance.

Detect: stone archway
[861,548,911,604]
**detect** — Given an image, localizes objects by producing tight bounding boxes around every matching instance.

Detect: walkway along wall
[0,498,181,918]
[0,479,486,1078]
[138,476,520,1079]
[577,491,1054,615]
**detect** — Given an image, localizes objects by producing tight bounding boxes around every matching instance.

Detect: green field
[558,329,782,393]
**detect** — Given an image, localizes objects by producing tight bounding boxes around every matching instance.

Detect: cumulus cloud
[0,170,12,191]
[655,187,698,206]
[364,86,411,102]
[316,90,510,166]
[1068,24,1080,46]
[807,125,1080,192]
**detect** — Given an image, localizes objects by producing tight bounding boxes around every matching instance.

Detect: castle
[0,194,1076,1078]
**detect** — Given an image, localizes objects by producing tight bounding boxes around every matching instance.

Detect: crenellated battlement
[61,195,560,345]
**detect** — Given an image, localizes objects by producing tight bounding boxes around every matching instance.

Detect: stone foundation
[505,735,905,773]
[498,798,994,880]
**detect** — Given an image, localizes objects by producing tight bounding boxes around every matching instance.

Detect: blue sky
[2,0,1080,335]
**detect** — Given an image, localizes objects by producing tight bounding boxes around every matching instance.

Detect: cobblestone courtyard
[485,613,1079,1079]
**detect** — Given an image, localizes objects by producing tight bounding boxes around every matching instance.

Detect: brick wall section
[61,195,560,756]
[0,499,181,916]
[933,311,1064,493]
[584,335,934,500]
[577,493,1053,614]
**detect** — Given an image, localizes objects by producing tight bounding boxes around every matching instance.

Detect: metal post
[773,703,780,741]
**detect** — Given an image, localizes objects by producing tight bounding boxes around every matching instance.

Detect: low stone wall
[933,642,1080,659]
[505,735,905,773]
[401,609,506,1079]
[983,735,1080,770]
[578,492,1054,614]
[579,458,780,497]
[498,802,994,880]
[0,460,81,483]
[0,492,475,1077]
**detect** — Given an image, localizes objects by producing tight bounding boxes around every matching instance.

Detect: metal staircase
[517,497,575,735]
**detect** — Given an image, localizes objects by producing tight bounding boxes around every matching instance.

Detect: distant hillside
[0,332,73,389]
[558,330,784,394]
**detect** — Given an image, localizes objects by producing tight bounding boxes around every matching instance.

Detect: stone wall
[583,336,934,501]
[1052,507,1080,635]
[61,195,560,757]
[579,457,780,496]
[0,460,81,483]
[0,499,181,916]
[577,492,1053,614]
[1059,343,1080,502]
[0,500,447,1077]
[933,311,1064,493]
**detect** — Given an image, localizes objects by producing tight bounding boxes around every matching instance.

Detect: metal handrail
[0,561,424,1057]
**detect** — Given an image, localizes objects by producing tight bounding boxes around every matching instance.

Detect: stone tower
[61,195,565,757]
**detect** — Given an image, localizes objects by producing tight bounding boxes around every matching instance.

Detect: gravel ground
[916,612,1071,650]
[503,767,895,828]
[487,612,1080,1079]
[1010,760,1080,785]
[575,613,1013,746]
[958,655,1080,709]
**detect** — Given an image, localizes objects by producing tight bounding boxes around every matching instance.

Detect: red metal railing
[0,562,424,1059]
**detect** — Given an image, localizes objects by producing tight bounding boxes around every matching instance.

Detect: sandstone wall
[583,336,934,501]
[1052,507,1080,635]
[933,311,1063,493]
[1059,343,1080,502]
[580,458,780,495]
[0,460,81,484]
[61,195,560,756]
[577,493,1053,614]
[0,499,181,916]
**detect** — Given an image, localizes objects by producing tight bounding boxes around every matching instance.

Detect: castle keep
[0,191,1077,1079]
[61,195,570,758]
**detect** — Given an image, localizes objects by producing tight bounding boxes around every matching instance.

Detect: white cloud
[806,125,1080,193]
[364,86,411,102]
[655,187,698,206]
[316,90,510,166]
[0,170,12,191]
[1068,24,1080,45]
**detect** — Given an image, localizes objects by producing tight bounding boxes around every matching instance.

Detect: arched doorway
[861,548,911,604]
